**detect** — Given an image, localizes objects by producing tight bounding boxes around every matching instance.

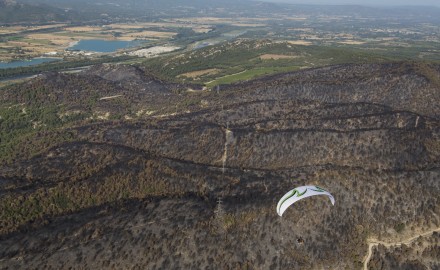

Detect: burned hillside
[0,62,439,269]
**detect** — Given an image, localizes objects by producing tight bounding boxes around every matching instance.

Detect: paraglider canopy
[276,185,335,217]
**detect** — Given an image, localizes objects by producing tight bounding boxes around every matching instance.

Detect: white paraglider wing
[276,185,335,216]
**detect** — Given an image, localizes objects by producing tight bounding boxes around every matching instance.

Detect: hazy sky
[259,0,440,6]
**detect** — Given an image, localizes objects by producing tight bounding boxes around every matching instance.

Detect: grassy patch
[144,39,436,87]
[19,38,53,45]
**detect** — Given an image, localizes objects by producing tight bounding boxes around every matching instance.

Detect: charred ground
[0,62,439,269]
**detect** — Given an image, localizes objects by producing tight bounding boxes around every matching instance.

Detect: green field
[206,66,301,87]
[19,38,53,45]
[143,40,439,88]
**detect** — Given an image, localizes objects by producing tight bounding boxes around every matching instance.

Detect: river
[0,58,61,69]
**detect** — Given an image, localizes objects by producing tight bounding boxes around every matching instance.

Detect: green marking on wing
[278,186,332,215]
[297,189,307,197]
[310,185,327,193]
[277,189,297,213]
[278,188,308,213]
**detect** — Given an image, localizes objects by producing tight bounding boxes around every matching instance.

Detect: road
[363,227,440,270]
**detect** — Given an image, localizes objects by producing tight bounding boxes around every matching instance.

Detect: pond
[0,58,61,69]
[68,39,144,53]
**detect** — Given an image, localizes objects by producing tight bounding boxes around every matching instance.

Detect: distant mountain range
[261,0,440,7]
[3,0,439,24]
[14,0,273,13]
[0,0,73,23]
[4,0,281,23]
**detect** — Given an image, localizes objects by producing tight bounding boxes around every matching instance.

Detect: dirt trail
[205,70,248,85]
[363,227,440,270]
[222,128,233,173]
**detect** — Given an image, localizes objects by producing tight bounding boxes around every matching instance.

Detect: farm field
[0,24,177,61]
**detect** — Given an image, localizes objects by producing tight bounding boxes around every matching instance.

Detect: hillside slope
[0,62,439,269]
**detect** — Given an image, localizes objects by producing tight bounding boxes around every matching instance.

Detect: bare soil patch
[64,26,104,32]
[179,69,220,78]
[121,31,176,40]
[286,40,313,46]
[259,54,297,60]
[338,40,366,45]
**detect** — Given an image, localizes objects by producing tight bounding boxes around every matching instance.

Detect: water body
[0,58,61,69]
[68,39,143,53]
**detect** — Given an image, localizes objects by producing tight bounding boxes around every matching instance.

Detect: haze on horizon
[258,0,440,7]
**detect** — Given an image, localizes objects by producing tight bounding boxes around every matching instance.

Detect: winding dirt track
[363,227,440,270]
